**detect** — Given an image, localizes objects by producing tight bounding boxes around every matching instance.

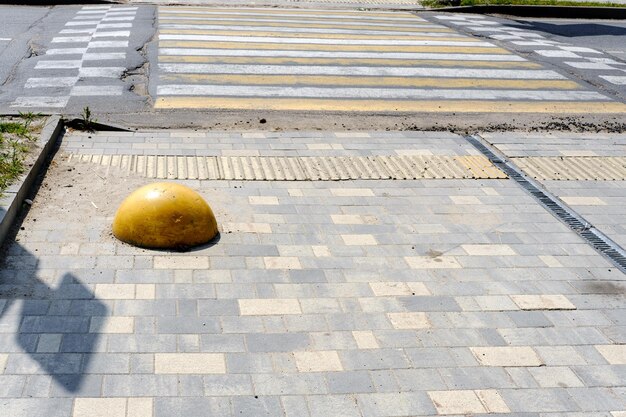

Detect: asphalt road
[0,5,625,130]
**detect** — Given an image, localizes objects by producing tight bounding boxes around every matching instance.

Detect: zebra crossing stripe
[12,5,136,109]
[158,56,541,69]
[158,63,565,79]
[156,85,608,101]
[154,97,626,113]
[154,6,624,113]
[158,48,525,61]
[158,73,582,90]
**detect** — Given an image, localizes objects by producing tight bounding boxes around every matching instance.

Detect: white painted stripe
[105,11,137,15]
[111,7,138,11]
[102,16,136,22]
[25,77,78,88]
[92,31,131,38]
[158,63,565,79]
[71,85,124,96]
[77,10,107,15]
[435,15,486,20]
[11,96,69,108]
[159,16,442,29]
[449,20,501,26]
[84,52,126,60]
[60,28,96,35]
[35,60,82,69]
[599,75,626,85]
[490,35,523,41]
[79,67,125,77]
[560,46,601,54]
[159,10,425,22]
[158,34,495,47]
[81,5,111,9]
[160,24,461,38]
[98,23,133,29]
[75,15,106,20]
[46,48,87,55]
[161,6,409,15]
[65,21,99,26]
[513,41,559,46]
[159,48,525,62]
[536,50,581,58]
[52,36,92,43]
[157,85,606,101]
[88,40,129,48]
[565,61,616,70]
[0,38,12,41]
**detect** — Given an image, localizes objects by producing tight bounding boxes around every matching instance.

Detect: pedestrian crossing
[155,7,626,113]
[11,5,138,109]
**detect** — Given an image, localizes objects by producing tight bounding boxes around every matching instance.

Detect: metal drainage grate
[465,134,626,274]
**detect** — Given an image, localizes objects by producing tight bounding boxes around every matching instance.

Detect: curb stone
[0,116,64,248]
[436,5,626,19]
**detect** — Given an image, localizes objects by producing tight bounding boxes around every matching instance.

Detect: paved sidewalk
[0,130,624,417]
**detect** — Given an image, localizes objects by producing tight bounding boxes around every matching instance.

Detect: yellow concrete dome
[112,182,218,249]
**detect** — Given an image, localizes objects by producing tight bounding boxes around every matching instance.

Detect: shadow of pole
[0,207,107,392]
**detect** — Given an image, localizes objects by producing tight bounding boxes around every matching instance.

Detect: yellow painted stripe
[158,74,583,90]
[155,97,626,113]
[160,7,418,18]
[158,55,542,69]
[158,19,454,33]
[159,12,430,24]
[159,41,509,55]
[158,29,472,42]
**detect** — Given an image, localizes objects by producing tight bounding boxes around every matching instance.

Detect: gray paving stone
[326,371,375,394]
[232,396,284,417]
[356,392,436,417]
[155,397,231,417]
[246,333,311,353]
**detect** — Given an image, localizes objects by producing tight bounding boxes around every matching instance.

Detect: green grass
[422,0,626,7]
[0,114,43,196]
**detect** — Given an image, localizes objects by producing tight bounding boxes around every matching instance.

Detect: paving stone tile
[341,234,377,246]
[461,244,516,256]
[356,392,436,417]
[307,395,362,417]
[72,398,126,417]
[263,257,302,269]
[293,351,343,372]
[529,366,585,388]
[387,312,431,329]
[154,397,230,417]
[239,299,302,316]
[326,370,375,394]
[471,346,544,367]
[595,345,626,364]
[154,353,226,374]
[405,256,461,269]
[510,295,576,311]
[153,256,209,269]
[203,374,254,396]
[428,390,487,414]
[246,333,311,353]
[352,331,380,349]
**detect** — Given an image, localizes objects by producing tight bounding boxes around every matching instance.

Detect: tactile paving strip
[67,154,507,180]
[513,157,626,181]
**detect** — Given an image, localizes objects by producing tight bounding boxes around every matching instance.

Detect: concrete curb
[436,5,626,19]
[0,116,64,248]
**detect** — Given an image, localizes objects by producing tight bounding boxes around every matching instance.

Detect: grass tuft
[0,116,42,195]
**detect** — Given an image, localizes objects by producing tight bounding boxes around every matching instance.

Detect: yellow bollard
[112,182,218,249]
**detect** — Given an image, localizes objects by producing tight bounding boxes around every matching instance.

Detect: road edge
[436,5,626,19]
[0,116,63,248]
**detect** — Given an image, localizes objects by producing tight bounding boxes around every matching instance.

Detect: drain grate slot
[465,135,626,274]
